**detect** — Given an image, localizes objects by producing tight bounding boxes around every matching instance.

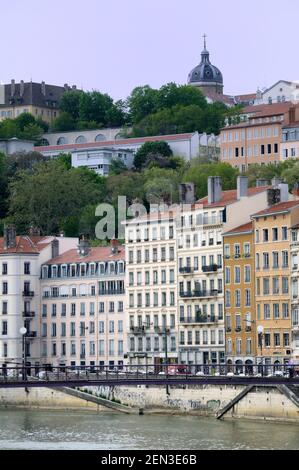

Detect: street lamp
[20,327,27,381]
[257,325,264,376]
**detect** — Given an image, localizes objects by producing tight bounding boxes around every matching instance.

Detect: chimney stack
[41,81,46,96]
[4,224,16,250]
[237,176,248,199]
[78,235,91,257]
[208,177,222,205]
[179,183,195,204]
[110,239,119,255]
[10,79,15,97]
[278,183,289,203]
[20,80,25,97]
[29,226,41,237]
[51,238,59,259]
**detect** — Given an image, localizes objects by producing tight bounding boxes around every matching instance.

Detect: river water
[0,409,298,450]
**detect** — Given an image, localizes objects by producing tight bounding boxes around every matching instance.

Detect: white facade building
[255,80,299,106]
[0,229,77,371]
[71,147,134,176]
[36,132,213,165]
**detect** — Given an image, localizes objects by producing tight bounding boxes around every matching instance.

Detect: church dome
[188,39,223,87]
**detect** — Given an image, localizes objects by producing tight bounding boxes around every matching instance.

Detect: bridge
[1,364,299,389]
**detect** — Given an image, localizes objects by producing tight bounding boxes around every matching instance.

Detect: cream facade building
[40,239,126,369]
[125,212,178,367]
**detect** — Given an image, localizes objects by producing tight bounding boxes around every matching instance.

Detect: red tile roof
[0,236,52,254]
[223,222,253,236]
[243,101,292,116]
[252,200,299,218]
[46,246,125,265]
[196,186,270,209]
[36,133,196,152]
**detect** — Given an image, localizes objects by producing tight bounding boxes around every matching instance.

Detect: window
[264,304,270,320]
[2,282,8,295]
[234,267,241,284]
[244,266,251,283]
[282,227,288,241]
[263,229,269,242]
[2,263,7,275]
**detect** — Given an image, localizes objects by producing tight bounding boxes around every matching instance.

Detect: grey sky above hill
[2,0,298,100]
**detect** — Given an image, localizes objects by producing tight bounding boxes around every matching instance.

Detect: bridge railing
[0,362,297,384]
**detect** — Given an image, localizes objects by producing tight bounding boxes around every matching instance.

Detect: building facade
[252,201,299,366]
[125,212,178,367]
[223,223,256,369]
[0,229,77,370]
[0,80,75,123]
[40,239,126,369]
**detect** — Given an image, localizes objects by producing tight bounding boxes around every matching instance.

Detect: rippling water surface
[0,409,299,450]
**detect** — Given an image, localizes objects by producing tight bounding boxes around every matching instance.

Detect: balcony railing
[23,291,34,298]
[98,290,124,296]
[180,316,217,324]
[202,264,218,273]
[180,290,221,299]
[22,311,35,318]
[179,267,194,274]
[235,327,242,333]
[25,331,37,339]
[130,326,146,335]
[197,215,224,226]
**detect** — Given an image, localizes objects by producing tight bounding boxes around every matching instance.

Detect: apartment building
[125,211,178,367]
[252,200,299,366]
[178,176,276,366]
[290,224,299,359]
[40,239,126,369]
[220,102,297,172]
[223,222,256,369]
[0,227,77,371]
[0,80,75,123]
[281,122,299,160]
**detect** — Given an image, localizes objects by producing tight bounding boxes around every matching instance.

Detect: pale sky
[1,0,298,100]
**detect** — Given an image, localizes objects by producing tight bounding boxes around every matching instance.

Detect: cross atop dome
[203,33,207,50]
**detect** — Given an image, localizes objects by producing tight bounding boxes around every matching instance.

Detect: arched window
[57,137,67,145]
[115,133,124,141]
[40,139,49,146]
[95,134,106,142]
[75,135,87,144]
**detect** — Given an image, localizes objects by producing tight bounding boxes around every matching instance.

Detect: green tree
[143,167,182,205]
[156,83,207,110]
[183,162,239,199]
[126,85,159,124]
[134,141,173,169]
[8,161,106,235]
[60,90,82,120]
[79,91,114,126]
[51,112,76,132]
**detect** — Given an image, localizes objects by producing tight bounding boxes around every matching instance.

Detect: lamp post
[257,325,264,376]
[20,327,27,381]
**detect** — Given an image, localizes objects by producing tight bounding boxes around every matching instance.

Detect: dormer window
[70,264,76,277]
[118,262,124,274]
[110,263,115,274]
[42,266,48,279]
[52,266,57,278]
[89,263,95,276]
[99,263,105,275]
[61,265,67,277]
[80,264,86,276]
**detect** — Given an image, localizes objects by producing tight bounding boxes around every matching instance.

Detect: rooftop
[223,222,253,237]
[196,186,270,209]
[252,200,299,218]
[0,236,52,255]
[46,246,125,265]
[36,132,197,152]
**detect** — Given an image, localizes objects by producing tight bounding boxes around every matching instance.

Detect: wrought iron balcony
[180,290,220,299]
[154,326,171,335]
[25,331,37,339]
[179,267,194,275]
[180,316,217,324]
[130,326,146,335]
[202,264,218,273]
[22,291,34,298]
[22,311,35,318]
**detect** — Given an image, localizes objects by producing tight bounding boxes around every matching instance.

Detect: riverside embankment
[1,383,299,422]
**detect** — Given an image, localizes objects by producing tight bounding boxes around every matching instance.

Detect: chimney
[64,83,69,91]
[72,85,77,90]
[10,79,15,97]
[293,183,299,198]
[78,235,91,257]
[51,238,59,259]
[41,81,46,96]
[256,179,269,187]
[179,183,195,204]
[278,183,289,203]
[20,80,25,97]
[208,177,222,204]
[110,239,119,255]
[4,224,17,250]
[237,176,248,199]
